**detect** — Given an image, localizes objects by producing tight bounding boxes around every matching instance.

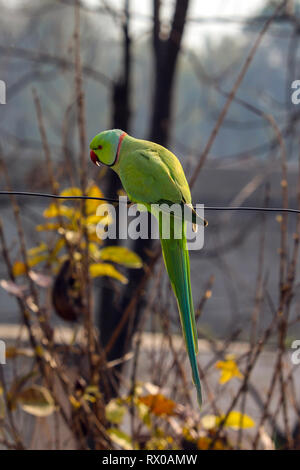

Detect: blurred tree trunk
[150,0,190,146]
[99,0,190,399]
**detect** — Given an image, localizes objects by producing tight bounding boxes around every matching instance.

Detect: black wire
[0,191,300,215]
[205,206,300,215]
[0,190,121,204]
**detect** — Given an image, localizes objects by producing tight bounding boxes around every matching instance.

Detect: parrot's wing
[119,149,207,227]
[147,144,193,205]
[119,149,183,204]
[153,201,207,229]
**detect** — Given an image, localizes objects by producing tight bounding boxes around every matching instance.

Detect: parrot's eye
[97,145,103,150]
[90,150,101,167]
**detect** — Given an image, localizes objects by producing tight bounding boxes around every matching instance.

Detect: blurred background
[0,0,300,450]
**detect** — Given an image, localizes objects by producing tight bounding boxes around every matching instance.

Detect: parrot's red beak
[90,150,101,166]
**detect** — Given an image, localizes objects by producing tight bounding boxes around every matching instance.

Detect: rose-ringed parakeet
[90,129,207,406]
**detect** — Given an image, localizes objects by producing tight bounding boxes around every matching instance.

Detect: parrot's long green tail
[159,214,202,407]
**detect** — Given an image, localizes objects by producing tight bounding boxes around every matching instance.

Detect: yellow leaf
[145,436,171,451]
[215,355,243,384]
[138,394,176,417]
[12,261,26,276]
[36,223,61,232]
[100,246,143,269]
[50,238,65,259]
[43,203,74,219]
[86,214,112,242]
[202,414,218,430]
[35,345,44,357]
[105,399,126,424]
[88,242,101,259]
[107,428,133,450]
[7,371,38,411]
[60,187,82,197]
[197,436,227,450]
[217,411,255,430]
[85,184,104,215]
[69,395,81,409]
[6,347,34,360]
[202,411,255,431]
[88,231,103,243]
[28,254,49,268]
[85,213,112,226]
[83,393,96,403]
[27,242,48,257]
[85,215,102,225]
[18,385,56,417]
[89,263,128,284]
[73,252,82,262]
[136,400,151,428]
[13,254,49,277]
[85,385,101,396]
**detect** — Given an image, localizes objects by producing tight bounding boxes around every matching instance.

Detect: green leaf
[107,428,133,450]
[99,246,142,269]
[18,385,56,417]
[89,263,128,284]
[105,399,127,425]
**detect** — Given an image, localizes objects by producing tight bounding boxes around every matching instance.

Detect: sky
[5,0,267,48]
[87,0,265,47]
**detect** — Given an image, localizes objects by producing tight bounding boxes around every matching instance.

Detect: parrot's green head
[89,129,127,167]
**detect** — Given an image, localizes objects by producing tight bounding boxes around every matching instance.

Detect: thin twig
[189,0,289,187]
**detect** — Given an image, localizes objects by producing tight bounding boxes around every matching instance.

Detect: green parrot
[90,129,207,406]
